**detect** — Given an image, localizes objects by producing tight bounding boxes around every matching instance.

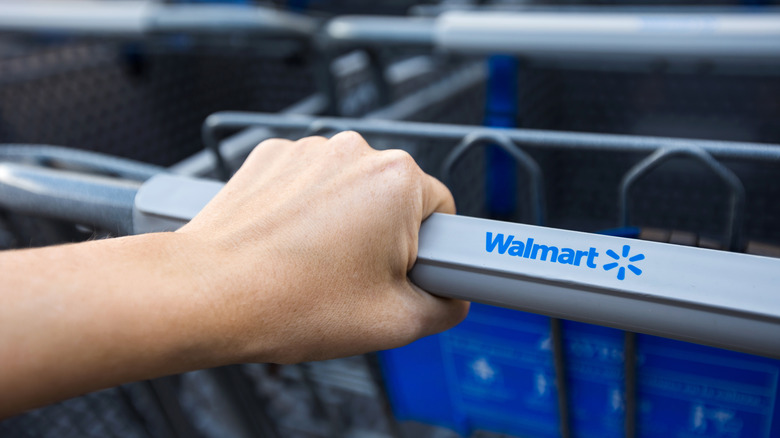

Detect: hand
[0,131,468,417]
[179,131,469,364]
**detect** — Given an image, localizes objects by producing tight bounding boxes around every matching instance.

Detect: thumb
[403,278,470,340]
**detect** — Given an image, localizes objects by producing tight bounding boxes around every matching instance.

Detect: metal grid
[383,63,780,246]
[0,384,156,438]
[0,38,315,166]
[205,109,780,248]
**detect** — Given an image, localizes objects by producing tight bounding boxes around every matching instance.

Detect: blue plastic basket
[379,303,780,437]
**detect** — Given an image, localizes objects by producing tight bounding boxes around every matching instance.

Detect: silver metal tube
[325,12,780,59]
[619,147,746,251]
[202,112,780,162]
[435,11,780,58]
[326,16,436,46]
[0,163,140,235]
[0,1,149,35]
[0,1,317,37]
[149,4,317,36]
[0,144,165,182]
[170,94,327,178]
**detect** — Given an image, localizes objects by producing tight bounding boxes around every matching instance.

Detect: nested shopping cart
[3,4,780,438]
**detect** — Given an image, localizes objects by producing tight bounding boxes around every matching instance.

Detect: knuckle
[331,130,368,149]
[247,138,281,161]
[376,150,423,201]
[381,149,418,172]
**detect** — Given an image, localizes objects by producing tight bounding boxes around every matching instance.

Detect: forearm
[0,233,233,417]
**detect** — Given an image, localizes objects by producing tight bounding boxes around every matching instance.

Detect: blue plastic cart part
[380,304,780,437]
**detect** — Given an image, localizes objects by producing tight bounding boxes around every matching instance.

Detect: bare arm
[0,132,469,418]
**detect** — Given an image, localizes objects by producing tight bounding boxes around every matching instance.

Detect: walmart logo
[485,232,646,281]
[603,245,644,281]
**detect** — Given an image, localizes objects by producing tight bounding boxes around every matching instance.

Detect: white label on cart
[485,232,645,281]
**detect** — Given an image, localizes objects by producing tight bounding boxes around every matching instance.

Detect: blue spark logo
[603,245,644,280]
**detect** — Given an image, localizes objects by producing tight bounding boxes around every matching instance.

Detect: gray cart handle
[327,10,780,58]
[135,173,780,360]
[0,1,316,37]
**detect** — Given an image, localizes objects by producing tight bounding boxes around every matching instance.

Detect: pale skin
[0,131,469,418]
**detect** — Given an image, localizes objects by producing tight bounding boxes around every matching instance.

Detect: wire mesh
[0,385,157,438]
[0,37,315,166]
[376,62,780,245]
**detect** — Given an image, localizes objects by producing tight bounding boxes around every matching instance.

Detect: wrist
[151,231,240,367]
[166,229,282,365]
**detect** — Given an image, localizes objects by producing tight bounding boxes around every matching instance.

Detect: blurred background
[0,0,779,437]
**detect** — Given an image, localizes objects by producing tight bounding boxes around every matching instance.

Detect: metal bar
[325,12,780,59]
[365,61,486,121]
[0,1,317,37]
[435,11,780,58]
[624,332,637,438]
[202,112,780,162]
[0,144,165,182]
[441,132,545,226]
[550,318,571,438]
[326,16,436,46]
[0,163,140,235]
[304,121,352,137]
[134,175,780,359]
[412,4,780,17]
[196,94,328,181]
[619,147,746,251]
[148,4,317,37]
[0,1,148,35]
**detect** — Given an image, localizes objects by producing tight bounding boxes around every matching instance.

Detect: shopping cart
[3,5,780,438]
[177,9,780,437]
[2,109,779,436]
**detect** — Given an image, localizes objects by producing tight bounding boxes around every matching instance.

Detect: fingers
[245,136,329,165]
[422,174,456,219]
[371,144,456,219]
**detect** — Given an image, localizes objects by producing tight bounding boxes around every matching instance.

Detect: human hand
[178,131,469,364]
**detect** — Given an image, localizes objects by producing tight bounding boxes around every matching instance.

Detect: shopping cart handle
[327,12,780,58]
[135,174,780,359]
[434,11,780,58]
[0,162,141,235]
[0,1,317,37]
